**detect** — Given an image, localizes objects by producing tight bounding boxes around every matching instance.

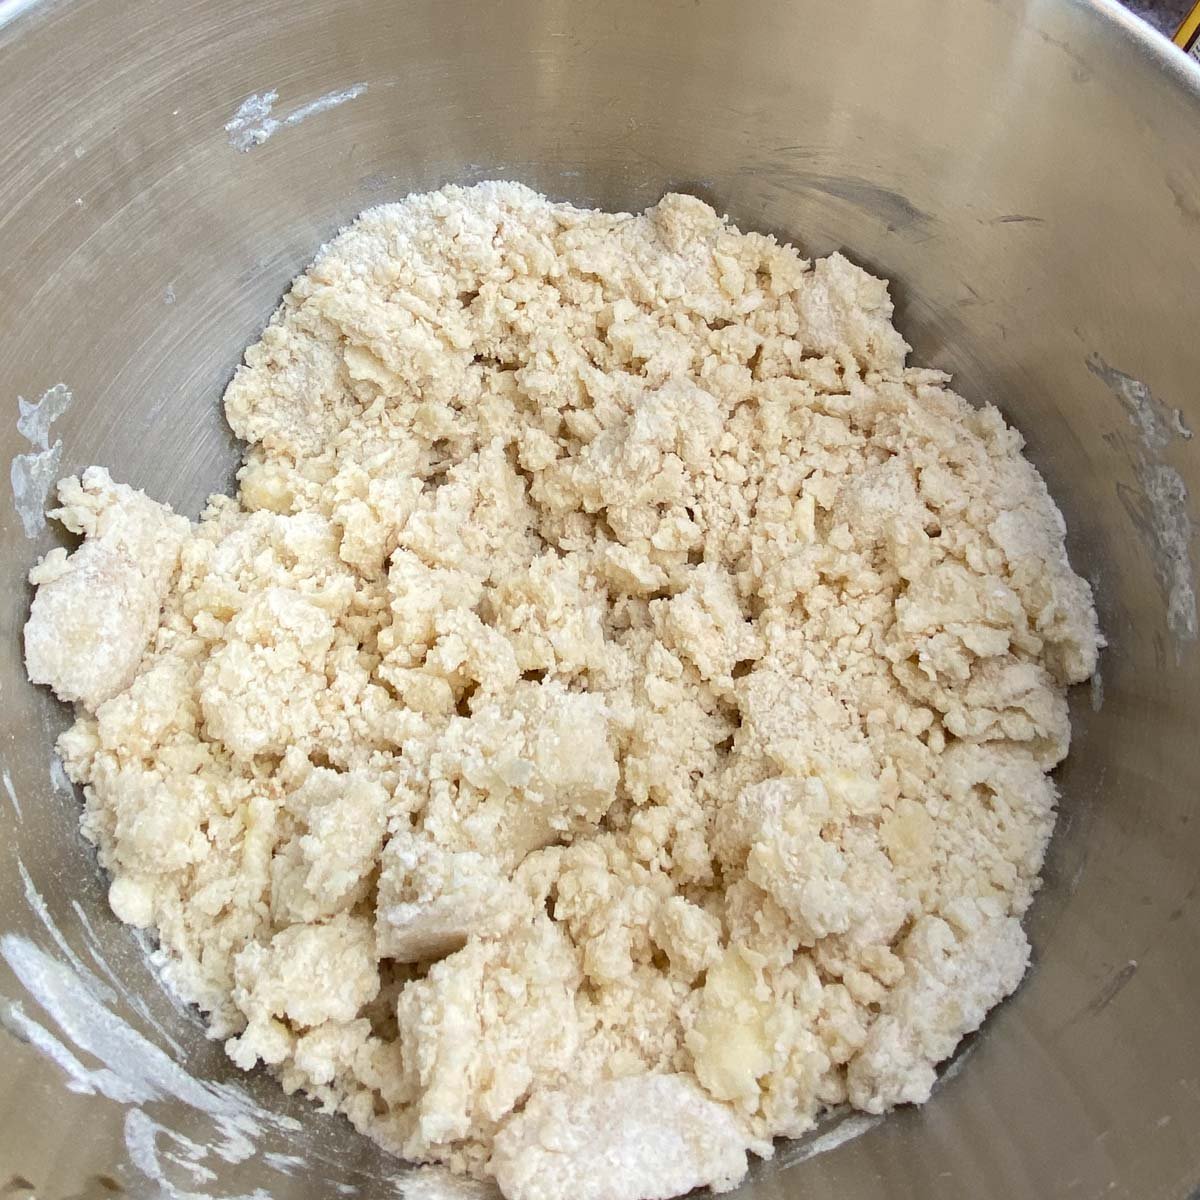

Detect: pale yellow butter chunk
[688,947,774,1103]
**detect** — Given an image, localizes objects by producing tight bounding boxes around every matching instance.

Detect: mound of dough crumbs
[25,183,1101,1200]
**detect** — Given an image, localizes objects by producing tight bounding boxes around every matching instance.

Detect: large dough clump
[25,183,1101,1200]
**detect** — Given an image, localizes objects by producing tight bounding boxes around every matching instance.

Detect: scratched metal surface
[0,1,1198,1198]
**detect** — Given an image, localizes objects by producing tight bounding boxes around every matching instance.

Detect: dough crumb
[491,1074,750,1200]
[25,467,189,709]
[25,182,1101,1200]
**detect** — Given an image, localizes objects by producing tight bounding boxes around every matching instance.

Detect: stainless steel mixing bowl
[2,1,1198,1197]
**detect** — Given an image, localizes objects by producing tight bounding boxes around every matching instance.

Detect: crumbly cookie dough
[25,183,1101,1200]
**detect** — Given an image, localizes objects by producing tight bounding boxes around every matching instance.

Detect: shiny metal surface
[1,1,1198,1197]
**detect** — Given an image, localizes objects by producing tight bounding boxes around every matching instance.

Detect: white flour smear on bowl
[22,183,1100,1200]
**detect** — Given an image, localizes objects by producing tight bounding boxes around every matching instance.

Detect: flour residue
[1,931,299,1194]
[0,865,304,1198]
[1,993,140,1099]
[775,1111,884,1168]
[49,753,76,804]
[224,92,277,151]
[934,1036,979,1085]
[397,1174,497,1199]
[17,859,115,1002]
[1088,354,1197,647]
[225,84,367,152]
[72,900,195,1059]
[11,382,73,538]
[17,381,73,447]
[1137,463,1196,642]
[263,1151,308,1174]
[0,0,43,31]
[1087,353,1193,452]
[1,766,20,819]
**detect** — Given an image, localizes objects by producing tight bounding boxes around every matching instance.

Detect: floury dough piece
[24,467,190,709]
[490,1074,751,1200]
[24,182,1102,1200]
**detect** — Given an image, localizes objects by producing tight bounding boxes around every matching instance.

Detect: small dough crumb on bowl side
[23,183,1101,1200]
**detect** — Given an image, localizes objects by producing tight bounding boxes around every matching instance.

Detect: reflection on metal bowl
[1,1,1198,1198]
